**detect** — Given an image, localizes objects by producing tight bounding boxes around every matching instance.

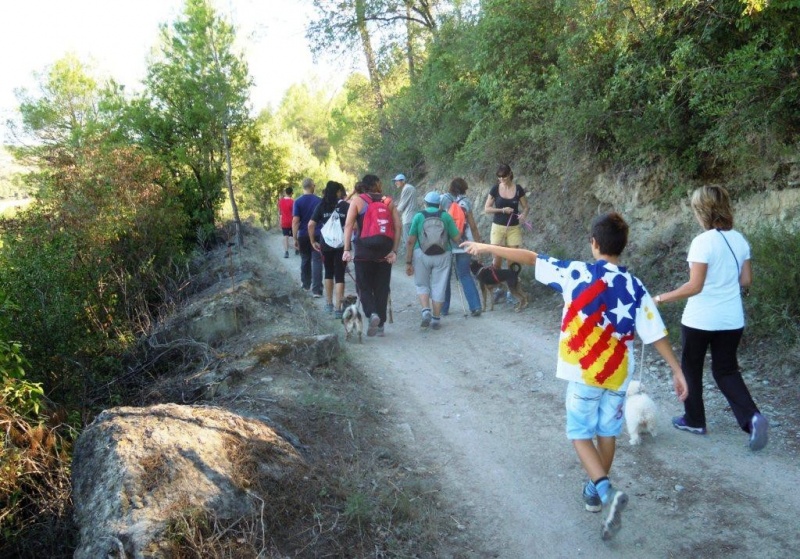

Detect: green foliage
[0,340,43,419]
[0,141,187,408]
[134,0,252,241]
[745,224,800,346]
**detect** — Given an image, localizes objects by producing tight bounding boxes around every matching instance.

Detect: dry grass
[0,406,77,558]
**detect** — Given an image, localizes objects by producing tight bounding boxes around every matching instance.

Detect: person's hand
[673,370,689,402]
[504,207,512,215]
[405,262,413,276]
[312,241,321,252]
[293,238,299,250]
[385,250,397,264]
[342,250,353,262]
[460,241,484,255]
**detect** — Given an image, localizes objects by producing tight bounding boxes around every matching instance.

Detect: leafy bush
[745,224,800,346]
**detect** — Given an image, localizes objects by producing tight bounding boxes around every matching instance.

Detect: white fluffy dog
[341,294,363,343]
[624,380,658,445]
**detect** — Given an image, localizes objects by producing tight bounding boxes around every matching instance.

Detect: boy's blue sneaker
[749,412,768,451]
[601,487,628,541]
[672,415,707,435]
[583,482,601,513]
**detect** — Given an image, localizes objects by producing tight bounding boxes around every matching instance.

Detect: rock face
[71,403,306,559]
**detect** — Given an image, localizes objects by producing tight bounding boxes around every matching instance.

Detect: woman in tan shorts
[483,164,529,303]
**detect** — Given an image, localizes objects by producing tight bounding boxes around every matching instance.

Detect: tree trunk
[355,0,384,111]
[222,126,243,248]
[405,1,415,80]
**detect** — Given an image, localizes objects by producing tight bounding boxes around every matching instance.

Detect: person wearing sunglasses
[483,163,530,304]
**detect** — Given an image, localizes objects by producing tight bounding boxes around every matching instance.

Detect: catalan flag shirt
[535,256,668,391]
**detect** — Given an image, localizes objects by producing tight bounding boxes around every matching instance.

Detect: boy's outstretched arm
[651,337,689,401]
[461,241,538,266]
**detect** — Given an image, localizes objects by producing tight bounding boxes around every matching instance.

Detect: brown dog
[469,260,529,312]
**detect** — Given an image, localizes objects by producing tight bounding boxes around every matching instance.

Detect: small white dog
[624,380,658,445]
[341,294,363,343]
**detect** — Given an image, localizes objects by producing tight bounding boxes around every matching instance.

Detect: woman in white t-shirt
[654,185,767,451]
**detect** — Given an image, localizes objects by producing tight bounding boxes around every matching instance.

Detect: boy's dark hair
[284,186,293,196]
[591,212,628,257]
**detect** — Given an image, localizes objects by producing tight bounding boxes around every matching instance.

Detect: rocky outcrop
[71,403,306,559]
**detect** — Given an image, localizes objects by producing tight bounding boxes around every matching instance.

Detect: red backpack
[356,193,395,255]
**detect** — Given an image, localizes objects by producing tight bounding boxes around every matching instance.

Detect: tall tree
[306,0,441,105]
[137,0,252,246]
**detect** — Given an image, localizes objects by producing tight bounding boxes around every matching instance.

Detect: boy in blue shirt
[463,212,688,540]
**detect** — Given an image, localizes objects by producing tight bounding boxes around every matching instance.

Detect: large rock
[71,403,306,558]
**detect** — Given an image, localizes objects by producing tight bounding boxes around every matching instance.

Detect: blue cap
[424,191,441,205]
[394,174,406,181]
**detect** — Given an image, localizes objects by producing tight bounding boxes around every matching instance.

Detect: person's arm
[291,216,300,249]
[484,192,512,218]
[396,188,410,214]
[342,199,360,262]
[740,259,752,288]
[466,210,482,243]
[654,262,707,304]
[384,202,402,263]
[461,241,537,266]
[308,219,320,251]
[651,337,689,401]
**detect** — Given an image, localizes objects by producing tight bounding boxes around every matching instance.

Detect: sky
[0,0,354,144]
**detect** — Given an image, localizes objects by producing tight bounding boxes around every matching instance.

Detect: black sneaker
[583,482,601,513]
[471,309,482,317]
[749,412,768,451]
[601,487,628,541]
[672,415,707,435]
[284,251,289,258]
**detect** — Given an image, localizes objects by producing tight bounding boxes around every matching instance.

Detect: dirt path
[263,231,799,559]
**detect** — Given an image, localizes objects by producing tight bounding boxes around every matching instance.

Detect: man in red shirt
[278,187,294,258]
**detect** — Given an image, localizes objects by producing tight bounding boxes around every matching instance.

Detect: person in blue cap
[405,191,460,330]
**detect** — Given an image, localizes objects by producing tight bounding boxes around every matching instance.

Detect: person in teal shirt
[405,191,460,330]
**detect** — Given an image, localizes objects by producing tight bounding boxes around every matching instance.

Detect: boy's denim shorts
[565,381,626,439]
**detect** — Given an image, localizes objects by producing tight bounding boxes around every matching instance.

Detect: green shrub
[745,224,800,346]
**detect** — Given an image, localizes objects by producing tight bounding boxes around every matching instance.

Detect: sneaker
[471,309,482,317]
[284,251,289,259]
[493,289,505,303]
[420,309,432,328]
[506,293,517,305]
[367,314,381,337]
[583,482,601,513]
[749,412,768,451]
[431,317,441,330]
[334,309,343,320]
[601,487,628,541]
[312,292,322,299]
[672,415,707,435]
[376,326,385,337]
[324,303,334,313]
[295,249,300,255]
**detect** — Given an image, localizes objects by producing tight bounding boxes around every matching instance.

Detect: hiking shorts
[282,227,292,237]
[565,381,626,440]
[490,223,522,247]
[412,248,451,303]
